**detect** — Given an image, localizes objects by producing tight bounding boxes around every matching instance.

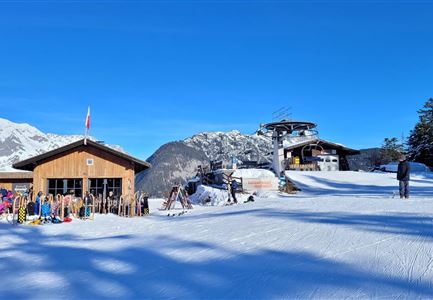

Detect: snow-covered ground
[286,171,433,197]
[2,171,433,299]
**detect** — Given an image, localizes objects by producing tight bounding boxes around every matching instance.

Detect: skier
[0,186,7,200]
[107,191,113,213]
[108,191,118,214]
[83,191,93,218]
[397,155,411,199]
[35,191,43,216]
[25,185,33,199]
[231,179,239,204]
[41,197,51,220]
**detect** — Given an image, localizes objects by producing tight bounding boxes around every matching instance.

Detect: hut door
[89,178,122,198]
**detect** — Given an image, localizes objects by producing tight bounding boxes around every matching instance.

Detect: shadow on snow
[1,222,432,299]
[169,206,433,241]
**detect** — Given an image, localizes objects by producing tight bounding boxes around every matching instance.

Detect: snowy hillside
[2,171,433,299]
[135,142,208,197]
[0,118,123,171]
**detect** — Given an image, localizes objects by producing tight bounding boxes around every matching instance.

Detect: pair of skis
[8,195,27,225]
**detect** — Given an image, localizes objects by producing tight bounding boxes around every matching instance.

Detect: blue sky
[1,1,432,160]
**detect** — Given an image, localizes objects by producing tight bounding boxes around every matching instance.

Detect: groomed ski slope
[285,171,433,197]
[1,171,433,299]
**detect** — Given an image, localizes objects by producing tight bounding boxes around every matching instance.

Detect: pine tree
[379,137,403,164]
[407,98,433,167]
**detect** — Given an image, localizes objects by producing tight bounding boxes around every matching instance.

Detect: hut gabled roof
[13,139,151,173]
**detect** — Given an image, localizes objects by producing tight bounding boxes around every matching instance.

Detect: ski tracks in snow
[2,191,433,299]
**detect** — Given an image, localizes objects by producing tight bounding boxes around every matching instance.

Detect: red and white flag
[85,106,91,130]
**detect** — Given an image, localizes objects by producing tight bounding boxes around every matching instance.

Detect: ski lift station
[260,120,360,175]
[191,120,361,195]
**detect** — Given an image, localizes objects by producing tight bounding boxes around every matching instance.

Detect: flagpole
[84,114,87,145]
[85,106,90,145]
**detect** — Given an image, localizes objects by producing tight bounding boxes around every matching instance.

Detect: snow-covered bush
[189,185,228,206]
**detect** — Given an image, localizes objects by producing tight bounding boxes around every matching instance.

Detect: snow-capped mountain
[136,131,273,197]
[184,130,273,166]
[0,118,122,171]
[0,118,84,171]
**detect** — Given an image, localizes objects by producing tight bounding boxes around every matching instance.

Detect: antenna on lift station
[255,106,292,136]
[272,106,292,121]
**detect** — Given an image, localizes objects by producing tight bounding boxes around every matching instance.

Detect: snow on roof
[283,138,359,154]
[232,168,276,179]
[282,136,318,148]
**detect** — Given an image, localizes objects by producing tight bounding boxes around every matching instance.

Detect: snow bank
[232,168,275,179]
[232,168,279,192]
[189,185,228,206]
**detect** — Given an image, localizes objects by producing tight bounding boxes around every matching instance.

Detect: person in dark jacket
[230,180,239,204]
[397,155,411,199]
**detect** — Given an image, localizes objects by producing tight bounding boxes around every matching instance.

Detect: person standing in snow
[231,179,239,204]
[35,191,43,216]
[107,191,115,214]
[0,186,7,200]
[397,155,411,199]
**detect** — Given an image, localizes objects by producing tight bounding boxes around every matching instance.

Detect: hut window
[48,179,82,198]
[86,159,94,166]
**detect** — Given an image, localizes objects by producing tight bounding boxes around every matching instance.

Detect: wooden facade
[0,172,33,192]
[13,139,150,199]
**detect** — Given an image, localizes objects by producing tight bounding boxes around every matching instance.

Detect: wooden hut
[13,139,151,199]
[0,171,33,192]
